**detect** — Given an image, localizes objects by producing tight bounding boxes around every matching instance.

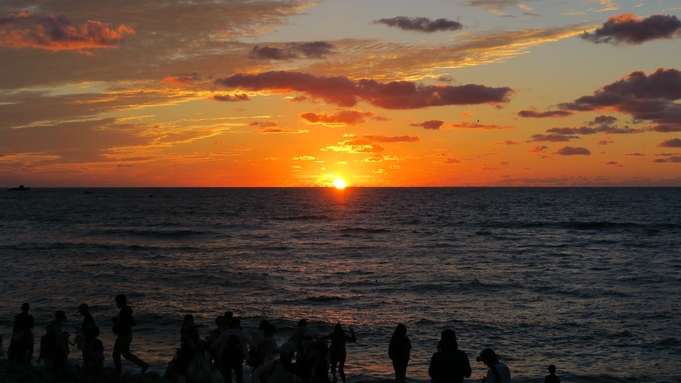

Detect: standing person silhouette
[320,324,356,383]
[388,324,411,383]
[111,294,149,376]
[76,303,101,371]
[12,302,35,364]
[428,329,471,383]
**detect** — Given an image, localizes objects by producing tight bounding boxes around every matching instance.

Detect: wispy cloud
[373,17,463,33]
[248,41,335,60]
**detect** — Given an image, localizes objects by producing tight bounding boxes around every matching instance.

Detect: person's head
[115,294,127,308]
[394,323,407,336]
[548,365,556,375]
[259,319,270,331]
[265,323,277,337]
[77,303,89,315]
[55,310,67,323]
[438,329,458,351]
[228,317,241,329]
[216,315,226,327]
[476,348,499,367]
[298,319,308,328]
[21,302,30,313]
[183,314,194,327]
[224,311,233,321]
[334,323,343,335]
[278,342,297,362]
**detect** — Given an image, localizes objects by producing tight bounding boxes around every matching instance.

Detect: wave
[274,215,331,221]
[338,228,390,234]
[90,228,214,239]
[304,295,344,302]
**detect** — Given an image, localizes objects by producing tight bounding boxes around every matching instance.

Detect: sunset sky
[1,0,681,187]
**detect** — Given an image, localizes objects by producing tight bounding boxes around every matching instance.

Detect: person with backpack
[214,317,258,383]
[10,302,35,364]
[111,294,149,376]
[76,303,101,371]
[428,329,471,383]
[476,348,511,383]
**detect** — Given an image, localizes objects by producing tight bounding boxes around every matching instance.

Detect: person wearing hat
[76,303,101,370]
[428,329,471,383]
[253,342,299,383]
[476,348,511,383]
[51,310,69,379]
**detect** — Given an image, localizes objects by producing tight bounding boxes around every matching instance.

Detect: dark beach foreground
[0,359,164,383]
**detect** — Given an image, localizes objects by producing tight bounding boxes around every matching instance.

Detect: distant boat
[8,184,31,191]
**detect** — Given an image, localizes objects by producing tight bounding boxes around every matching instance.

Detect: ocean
[0,188,679,383]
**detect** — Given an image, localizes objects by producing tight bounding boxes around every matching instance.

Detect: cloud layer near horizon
[216,71,512,110]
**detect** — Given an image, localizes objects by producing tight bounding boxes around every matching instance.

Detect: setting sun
[332,178,347,189]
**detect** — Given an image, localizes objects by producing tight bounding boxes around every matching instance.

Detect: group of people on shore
[3,298,562,383]
[4,295,149,380]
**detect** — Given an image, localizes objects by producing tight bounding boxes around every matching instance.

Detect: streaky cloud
[518,109,573,118]
[248,41,334,60]
[364,135,420,143]
[556,146,591,155]
[216,71,512,110]
[373,16,463,33]
[211,94,250,102]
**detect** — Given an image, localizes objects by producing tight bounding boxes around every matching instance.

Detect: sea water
[0,188,679,383]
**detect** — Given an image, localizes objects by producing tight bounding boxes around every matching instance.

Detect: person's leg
[330,359,338,383]
[393,363,407,383]
[120,334,149,372]
[234,360,244,383]
[27,333,34,365]
[338,356,347,383]
[113,336,124,375]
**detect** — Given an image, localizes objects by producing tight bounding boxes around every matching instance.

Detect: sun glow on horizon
[332,178,347,189]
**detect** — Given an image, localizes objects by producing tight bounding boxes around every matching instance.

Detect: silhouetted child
[545,365,560,383]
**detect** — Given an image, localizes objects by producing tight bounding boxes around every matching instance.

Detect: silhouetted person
[11,302,35,364]
[177,314,200,381]
[208,315,228,344]
[545,365,560,383]
[51,310,69,380]
[253,342,298,383]
[111,294,149,376]
[388,324,411,383]
[214,317,258,383]
[76,303,101,371]
[320,324,356,383]
[308,341,331,383]
[251,320,278,368]
[428,329,471,383]
[289,319,314,366]
[476,348,511,383]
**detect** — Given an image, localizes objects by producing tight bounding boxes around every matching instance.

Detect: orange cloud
[161,73,200,86]
[363,135,420,143]
[322,140,385,154]
[0,12,134,53]
[300,110,385,127]
[450,121,514,130]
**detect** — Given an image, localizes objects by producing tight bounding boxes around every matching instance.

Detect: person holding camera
[476,348,510,383]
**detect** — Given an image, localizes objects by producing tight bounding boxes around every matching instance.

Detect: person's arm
[428,353,439,379]
[347,328,356,343]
